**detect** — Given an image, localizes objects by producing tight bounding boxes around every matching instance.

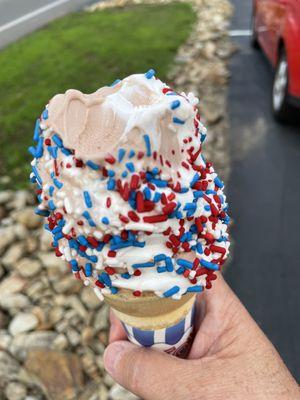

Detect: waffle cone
[104,290,196,330]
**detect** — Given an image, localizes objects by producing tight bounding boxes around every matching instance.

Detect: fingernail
[104,341,132,376]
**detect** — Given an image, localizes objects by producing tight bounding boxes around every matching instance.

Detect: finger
[189,273,242,359]
[109,310,127,343]
[103,340,194,400]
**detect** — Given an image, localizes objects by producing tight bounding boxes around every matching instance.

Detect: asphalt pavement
[0,0,97,49]
[226,1,300,381]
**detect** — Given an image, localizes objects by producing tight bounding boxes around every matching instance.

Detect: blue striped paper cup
[122,304,196,358]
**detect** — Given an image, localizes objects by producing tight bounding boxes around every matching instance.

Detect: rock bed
[0,1,233,399]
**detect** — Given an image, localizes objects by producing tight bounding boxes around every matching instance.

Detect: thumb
[103,340,191,400]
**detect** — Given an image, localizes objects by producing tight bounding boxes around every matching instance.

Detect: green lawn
[0,2,195,189]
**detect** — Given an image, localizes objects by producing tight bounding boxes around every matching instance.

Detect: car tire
[272,48,296,123]
[250,12,260,49]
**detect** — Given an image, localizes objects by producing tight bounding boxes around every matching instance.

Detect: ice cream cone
[104,291,196,357]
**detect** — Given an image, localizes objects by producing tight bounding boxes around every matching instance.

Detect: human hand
[103,273,299,399]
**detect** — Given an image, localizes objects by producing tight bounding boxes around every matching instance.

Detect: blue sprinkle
[143,134,152,157]
[96,242,105,252]
[151,179,168,188]
[206,190,217,195]
[171,99,180,110]
[52,134,63,147]
[176,210,183,219]
[165,257,174,272]
[145,69,155,79]
[121,273,131,279]
[118,148,126,162]
[214,176,224,188]
[128,149,135,158]
[201,133,207,143]
[32,166,42,186]
[151,167,159,175]
[28,146,36,157]
[53,178,63,189]
[49,186,55,196]
[196,242,203,254]
[83,191,93,208]
[133,241,145,248]
[125,162,135,173]
[200,259,219,271]
[122,171,128,178]
[176,259,193,269]
[193,191,204,199]
[132,262,155,269]
[183,203,196,211]
[99,272,111,287]
[52,241,58,248]
[88,255,98,263]
[82,211,96,227]
[180,187,189,193]
[35,208,50,217]
[176,266,185,274]
[173,117,185,125]
[111,79,121,86]
[42,109,48,120]
[85,263,93,277]
[157,266,167,273]
[143,187,151,200]
[33,120,40,142]
[52,226,62,234]
[153,192,161,203]
[108,170,115,177]
[187,285,203,293]
[163,286,180,298]
[190,173,200,188]
[110,287,119,294]
[78,235,89,246]
[61,147,72,156]
[48,200,56,211]
[69,239,79,249]
[204,205,211,211]
[110,241,133,251]
[86,160,100,170]
[107,179,116,190]
[101,217,110,225]
[48,146,58,159]
[154,254,166,262]
[54,232,64,241]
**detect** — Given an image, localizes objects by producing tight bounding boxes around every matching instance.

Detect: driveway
[227,0,300,381]
[0,0,97,49]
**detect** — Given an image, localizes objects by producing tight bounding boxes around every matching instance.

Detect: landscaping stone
[9,313,39,336]
[16,258,42,278]
[24,350,84,400]
[5,381,27,400]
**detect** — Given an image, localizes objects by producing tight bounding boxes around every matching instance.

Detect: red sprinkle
[134,269,141,276]
[106,197,112,208]
[133,290,141,297]
[105,267,116,275]
[143,214,168,223]
[128,211,140,222]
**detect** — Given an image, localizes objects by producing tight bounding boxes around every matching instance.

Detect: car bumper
[288,94,300,108]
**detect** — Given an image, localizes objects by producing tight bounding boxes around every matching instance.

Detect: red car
[252,0,300,122]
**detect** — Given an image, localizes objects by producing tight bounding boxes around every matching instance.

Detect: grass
[0,2,195,189]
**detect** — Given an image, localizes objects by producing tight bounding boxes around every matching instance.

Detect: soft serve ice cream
[29,70,230,302]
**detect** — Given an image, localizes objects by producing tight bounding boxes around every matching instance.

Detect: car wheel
[250,12,259,49]
[272,49,295,123]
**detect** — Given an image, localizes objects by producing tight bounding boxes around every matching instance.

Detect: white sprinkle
[64,198,73,213]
